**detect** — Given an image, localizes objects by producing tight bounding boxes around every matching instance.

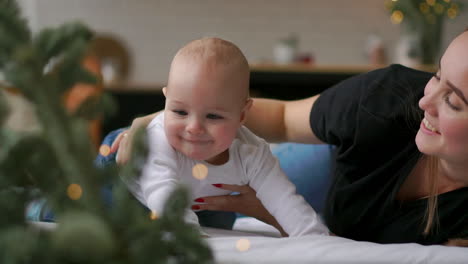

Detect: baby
[131,37,328,237]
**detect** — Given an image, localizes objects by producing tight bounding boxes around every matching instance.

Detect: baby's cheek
[167,134,181,151]
[216,128,236,145]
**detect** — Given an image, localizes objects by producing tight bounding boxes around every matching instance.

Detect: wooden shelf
[104,82,164,92]
[250,63,436,74]
[250,63,384,74]
[102,64,436,91]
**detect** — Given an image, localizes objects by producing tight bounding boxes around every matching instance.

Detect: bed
[203,217,468,264]
[32,219,468,263]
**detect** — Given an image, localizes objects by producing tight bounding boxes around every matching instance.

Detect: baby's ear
[162,87,167,97]
[240,98,253,124]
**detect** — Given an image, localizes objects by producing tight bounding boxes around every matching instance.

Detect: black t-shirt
[310,64,468,245]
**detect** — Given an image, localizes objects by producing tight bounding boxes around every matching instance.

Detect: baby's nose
[187,119,205,134]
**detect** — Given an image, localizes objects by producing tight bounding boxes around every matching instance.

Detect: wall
[18,0,468,87]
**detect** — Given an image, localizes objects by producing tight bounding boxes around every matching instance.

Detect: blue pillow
[271,143,335,214]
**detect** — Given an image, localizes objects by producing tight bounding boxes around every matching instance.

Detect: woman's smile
[421,118,440,135]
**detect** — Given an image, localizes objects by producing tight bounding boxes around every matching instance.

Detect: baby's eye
[172,110,187,116]
[206,113,223,120]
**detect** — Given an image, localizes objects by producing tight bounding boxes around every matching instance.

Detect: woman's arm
[193,184,288,237]
[245,96,323,144]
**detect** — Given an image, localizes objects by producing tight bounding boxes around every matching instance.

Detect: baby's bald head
[167,38,250,102]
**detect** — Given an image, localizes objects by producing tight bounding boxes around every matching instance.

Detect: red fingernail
[191,205,200,210]
[194,198,204,202]
[212,184,222,188]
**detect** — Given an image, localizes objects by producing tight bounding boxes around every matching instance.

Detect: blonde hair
[423,157,468,246]
[423,155,439,235]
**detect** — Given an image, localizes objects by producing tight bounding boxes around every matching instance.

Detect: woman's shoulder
[314,64,430,114]
[360,64,431,120]
[361,64,431,96]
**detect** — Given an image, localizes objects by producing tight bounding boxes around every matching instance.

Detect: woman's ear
[162,87,167,97]
[240,98,253,124]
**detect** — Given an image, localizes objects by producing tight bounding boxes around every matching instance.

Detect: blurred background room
[11,0,468,142]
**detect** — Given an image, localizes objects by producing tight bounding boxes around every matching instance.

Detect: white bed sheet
[32,220,468,263]
[204,217,468,264]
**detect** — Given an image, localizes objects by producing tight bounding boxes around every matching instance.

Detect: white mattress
[31,220,468,263]
[203,217,468,264]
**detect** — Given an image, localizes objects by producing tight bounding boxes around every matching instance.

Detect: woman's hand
[193,184,288,236]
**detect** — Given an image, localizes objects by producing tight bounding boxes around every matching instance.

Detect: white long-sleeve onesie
[131,114,329,237]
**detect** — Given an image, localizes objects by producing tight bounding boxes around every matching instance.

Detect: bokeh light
[434,3,445,14]
[67,184,83,200]
[99,144,111,157]
[447,3,459,18]
[419,3,430,13]
[391,10,404,24]
[236,238,251,252]
[192,163,208,180]
[150,211,159,220]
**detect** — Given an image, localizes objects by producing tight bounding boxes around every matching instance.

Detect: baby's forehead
[166,91,247,112]
[170,53,249,89]
[175,51,242,73]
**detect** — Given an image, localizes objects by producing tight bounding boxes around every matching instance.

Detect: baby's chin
[179,148,212,161]
[181,148,228,164]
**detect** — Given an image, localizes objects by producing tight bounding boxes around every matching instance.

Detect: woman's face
[416,32,468,165]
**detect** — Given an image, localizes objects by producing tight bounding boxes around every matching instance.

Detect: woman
[112,30,468,246]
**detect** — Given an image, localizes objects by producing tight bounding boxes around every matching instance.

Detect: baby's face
[163,60,250,164]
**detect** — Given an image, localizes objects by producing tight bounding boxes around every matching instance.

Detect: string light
[67,184,83,200]
[386,0,462,21]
